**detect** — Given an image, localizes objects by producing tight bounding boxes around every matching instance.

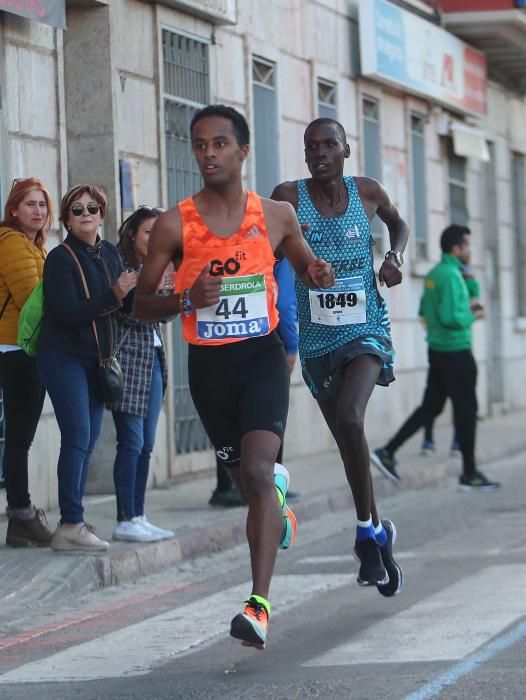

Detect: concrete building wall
[0,11,66,511]
[1,0,525,510]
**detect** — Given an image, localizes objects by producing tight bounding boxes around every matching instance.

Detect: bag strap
[61,243,130,362]
[0,292,11,321]
[62,242,104,363]
[0,230,19,320]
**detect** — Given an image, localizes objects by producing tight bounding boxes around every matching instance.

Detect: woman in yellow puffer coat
[0,177,55,547]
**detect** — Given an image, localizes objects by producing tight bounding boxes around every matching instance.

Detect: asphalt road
[1,452,525,700]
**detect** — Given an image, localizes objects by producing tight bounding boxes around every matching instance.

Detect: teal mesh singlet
[295,176,392,359]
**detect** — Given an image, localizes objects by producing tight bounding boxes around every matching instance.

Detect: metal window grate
[163,30,211,456]
[165,100,203,206]
[163,30,209,104]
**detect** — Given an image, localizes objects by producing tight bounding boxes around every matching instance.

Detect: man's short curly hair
[190,104,250,147]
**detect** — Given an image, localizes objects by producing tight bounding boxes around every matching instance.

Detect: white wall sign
[156,0,237,25]
[359,0,486,117]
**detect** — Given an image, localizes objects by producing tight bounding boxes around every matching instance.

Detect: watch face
[387,251,403,265]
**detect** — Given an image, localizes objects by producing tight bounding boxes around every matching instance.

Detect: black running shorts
[188,332,289,467]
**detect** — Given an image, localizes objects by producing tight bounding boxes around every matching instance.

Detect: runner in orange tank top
[175,190,279,345]
[135,105,334,649]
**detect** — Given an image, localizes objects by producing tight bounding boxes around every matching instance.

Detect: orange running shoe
[230,596,269,649]
[279,505,297,549]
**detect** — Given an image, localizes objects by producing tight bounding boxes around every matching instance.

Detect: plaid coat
[112,252,168,416]
[113,314,168,416]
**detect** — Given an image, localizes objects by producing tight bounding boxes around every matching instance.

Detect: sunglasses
[70,203,101,216]
[10,177,29,191]
[137,205,165,215]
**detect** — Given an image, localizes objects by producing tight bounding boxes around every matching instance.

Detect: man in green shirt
[371,224,500,491]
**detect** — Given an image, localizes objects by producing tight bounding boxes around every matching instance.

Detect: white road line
[0,574,348,684]
[305,565,526,667]
[295,552,417,567]
[295,547,524,568]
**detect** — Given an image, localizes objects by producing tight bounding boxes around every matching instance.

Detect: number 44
[216,297,249,320]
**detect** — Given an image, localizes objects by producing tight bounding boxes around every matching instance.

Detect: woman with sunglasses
[111,206,174,542]
[37,185,137,552]
[0,177,54,547]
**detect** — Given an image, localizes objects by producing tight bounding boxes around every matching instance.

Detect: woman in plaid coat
[111,206,173,543]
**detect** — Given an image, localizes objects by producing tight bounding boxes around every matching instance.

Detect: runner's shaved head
[304,118,347,144]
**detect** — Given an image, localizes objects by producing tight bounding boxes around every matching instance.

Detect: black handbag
[96,355,124,404]
[62,243,129,404]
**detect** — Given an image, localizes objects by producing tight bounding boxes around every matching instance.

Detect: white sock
[357,516,372,529]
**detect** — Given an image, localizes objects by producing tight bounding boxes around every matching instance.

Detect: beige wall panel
[214,31,245,105]
[112,0,155,77]
[117,79,158,158]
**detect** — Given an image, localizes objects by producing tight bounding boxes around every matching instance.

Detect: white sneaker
[136,515,174,540]
[112,518,160,543]
[51,523,109,552]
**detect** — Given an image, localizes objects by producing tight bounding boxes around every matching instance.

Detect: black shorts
[188,332,289,467]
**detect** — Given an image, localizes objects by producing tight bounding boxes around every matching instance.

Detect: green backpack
[17,281,44,357]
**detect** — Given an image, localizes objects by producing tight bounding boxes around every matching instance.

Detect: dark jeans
[112,352,163,520]
[37,348,104,523]
[386,349,478,476]
[0,350,45,509]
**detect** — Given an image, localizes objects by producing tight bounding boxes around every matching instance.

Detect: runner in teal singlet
[272,118,409,596]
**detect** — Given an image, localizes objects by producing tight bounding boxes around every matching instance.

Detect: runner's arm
[268,200,335,289]
[134,210,183,320]
[367,180,409,288]
[376,183,409,256]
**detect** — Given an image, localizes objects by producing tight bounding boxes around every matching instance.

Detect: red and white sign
[0,0,66,30]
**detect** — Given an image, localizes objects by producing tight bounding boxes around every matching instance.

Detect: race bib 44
[196,274,270,340]
[309,276,367,326]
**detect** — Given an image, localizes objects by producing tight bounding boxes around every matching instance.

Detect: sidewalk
[1,409,525,607]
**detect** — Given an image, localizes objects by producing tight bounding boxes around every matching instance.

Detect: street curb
[5,436,522,595]
[90,436,526,589]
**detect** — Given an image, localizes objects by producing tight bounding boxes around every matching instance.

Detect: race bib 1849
[196,274,270,340]
[308,276,367,326]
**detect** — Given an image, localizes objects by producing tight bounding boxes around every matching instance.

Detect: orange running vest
[175,191,279,346]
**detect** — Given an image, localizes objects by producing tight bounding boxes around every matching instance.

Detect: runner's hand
[308,259,335,289]
[190,264,223,309]
[378,259,402,288]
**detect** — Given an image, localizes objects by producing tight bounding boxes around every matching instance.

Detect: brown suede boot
[6,507,54,547]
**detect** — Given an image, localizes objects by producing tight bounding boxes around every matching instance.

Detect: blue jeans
[112,351,163,520]
[37,349,104,524]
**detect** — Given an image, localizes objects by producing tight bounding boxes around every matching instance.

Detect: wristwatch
[385,250,404,267]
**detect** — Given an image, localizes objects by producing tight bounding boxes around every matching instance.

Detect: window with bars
[252,56,279,197]
[512,152,526,317]
[447,139,468,226]
[410,112,428,258]
[162,29,209,208]
[318,79,337,120]
[362,96,383,246]
[162,29,211,455]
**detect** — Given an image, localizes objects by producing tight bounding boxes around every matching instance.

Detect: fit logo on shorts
[216,446,236,462]
[196,274,270,340]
